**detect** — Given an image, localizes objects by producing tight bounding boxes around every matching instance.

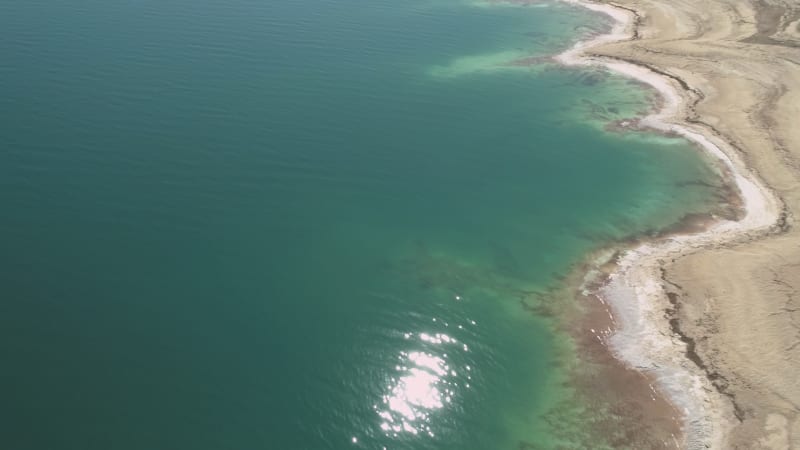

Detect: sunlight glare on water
[375,329,473,439]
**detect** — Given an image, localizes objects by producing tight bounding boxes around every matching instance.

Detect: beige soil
[587,0,800,448]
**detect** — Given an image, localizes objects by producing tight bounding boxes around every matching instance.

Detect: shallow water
[0,0,724,448]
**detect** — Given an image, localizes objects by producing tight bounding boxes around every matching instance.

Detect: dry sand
[558,0,800,448]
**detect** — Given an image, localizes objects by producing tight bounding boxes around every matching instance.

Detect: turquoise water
[0,0,724,448]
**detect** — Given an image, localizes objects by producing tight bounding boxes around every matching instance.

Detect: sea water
[0,0,725,448]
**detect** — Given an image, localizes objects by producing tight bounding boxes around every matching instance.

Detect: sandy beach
[558,0,800,448]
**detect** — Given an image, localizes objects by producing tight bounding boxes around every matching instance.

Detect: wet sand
[557,0,800,448]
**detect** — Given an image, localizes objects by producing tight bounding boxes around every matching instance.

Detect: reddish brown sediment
[508,184,736,448]
[531,197,734,449]
[505,171,737,445]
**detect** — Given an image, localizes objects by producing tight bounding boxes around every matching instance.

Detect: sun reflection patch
[375,330,473,438]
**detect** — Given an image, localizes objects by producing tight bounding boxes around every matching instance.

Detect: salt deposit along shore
[556,0,800,448]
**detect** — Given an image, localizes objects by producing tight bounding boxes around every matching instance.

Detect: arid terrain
[589,0,800,447]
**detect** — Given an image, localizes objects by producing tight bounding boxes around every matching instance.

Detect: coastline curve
[555,1,784,448]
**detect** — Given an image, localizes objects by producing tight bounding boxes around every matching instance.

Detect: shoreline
[555,1,783,448]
